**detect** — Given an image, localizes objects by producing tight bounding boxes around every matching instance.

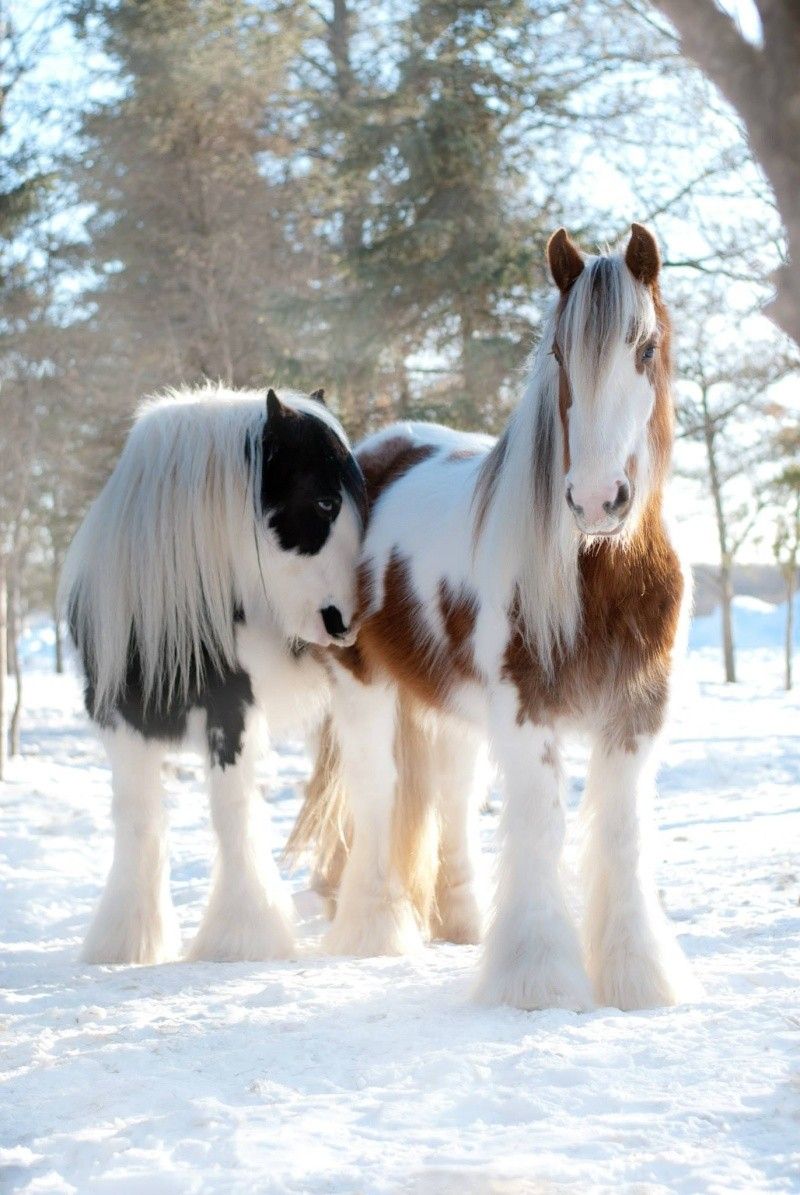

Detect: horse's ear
[309,387,326,406]
[547,228,585,293]
[625,222,661,285]
[266,387,284,424]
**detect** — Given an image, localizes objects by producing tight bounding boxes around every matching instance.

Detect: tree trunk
[9,570,22,755]
[720,555,736,685]
[10,630,22,757]
[0,564,7,781]
[6,577,17,678]
[702,388,736,682]
[784,564,796,691]
[651,0,800,348]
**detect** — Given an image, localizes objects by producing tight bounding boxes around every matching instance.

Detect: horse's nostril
[321,605,347,638]
[604,483,630,515]
[566,486,582,516]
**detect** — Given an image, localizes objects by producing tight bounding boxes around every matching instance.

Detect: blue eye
[642,343,656,361]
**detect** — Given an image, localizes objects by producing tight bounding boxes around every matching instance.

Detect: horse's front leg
[475,689,593,1011]
[324,667,422,957]
[82,723,181,965]
[188,703,294,961]
[582,735,697,1009]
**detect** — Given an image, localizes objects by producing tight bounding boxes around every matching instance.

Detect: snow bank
[1,667,799,1193]
[689,592,799,652]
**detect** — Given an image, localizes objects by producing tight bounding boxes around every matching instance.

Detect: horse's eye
[316,497,336,517]
[642,343,656,361]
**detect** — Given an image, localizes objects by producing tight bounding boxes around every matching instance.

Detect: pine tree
[67,0,303,406]
[348,0,565,431]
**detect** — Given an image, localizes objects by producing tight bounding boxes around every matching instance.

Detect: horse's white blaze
[566,345,654,534]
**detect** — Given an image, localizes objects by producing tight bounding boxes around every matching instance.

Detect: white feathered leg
[475,688,593,1011]
[188,711,294,961]
[324,669,421,957]
[582,735,697,1009]
[433,720,486,944]
[82,723,180,965]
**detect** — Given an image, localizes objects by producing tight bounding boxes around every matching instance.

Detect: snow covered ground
[1,617,799,1193]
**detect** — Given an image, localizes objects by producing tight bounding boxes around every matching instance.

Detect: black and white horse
[62,384,366,964]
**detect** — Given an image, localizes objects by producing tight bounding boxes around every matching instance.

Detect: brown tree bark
[701,385,737,682]
[0,564,7,781]
[9,569,22,756]
[783,563,796,691]
[651,0,800,346]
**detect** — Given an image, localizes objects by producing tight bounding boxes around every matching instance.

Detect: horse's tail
[284,715,351,917]
[286,693,442,935]
[392,691,441,936]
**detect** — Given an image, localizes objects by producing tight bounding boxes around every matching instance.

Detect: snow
[690,593,798,653]
[2,624,800,1193]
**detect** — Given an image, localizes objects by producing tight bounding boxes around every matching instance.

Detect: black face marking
[259,399,367,556]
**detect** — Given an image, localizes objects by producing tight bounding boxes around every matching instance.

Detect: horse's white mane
[476,249,658,676]
[60,383,347,717]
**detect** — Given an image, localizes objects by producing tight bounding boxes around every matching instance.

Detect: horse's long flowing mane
[474,249,661,677]
[60,384,346,718]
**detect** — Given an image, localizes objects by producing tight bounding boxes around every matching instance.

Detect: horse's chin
[575,519,626,540]
[293,627,359,651]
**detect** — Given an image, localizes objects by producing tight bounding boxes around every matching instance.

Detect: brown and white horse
[292,224,697,1011]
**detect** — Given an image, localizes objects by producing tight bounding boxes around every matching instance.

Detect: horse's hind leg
[324,668,422,957]
[431,719,486,945]
[189,705,294,961]
[82,723,180,965]
[582,735,697,1009]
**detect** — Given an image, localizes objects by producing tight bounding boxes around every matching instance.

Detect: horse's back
[357,422,492,510]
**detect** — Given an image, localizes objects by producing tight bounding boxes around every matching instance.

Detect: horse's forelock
[557,253,657,401]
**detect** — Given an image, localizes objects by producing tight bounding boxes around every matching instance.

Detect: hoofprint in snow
[1,641,799,1193]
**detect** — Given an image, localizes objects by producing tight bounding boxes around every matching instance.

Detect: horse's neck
[578,495,675,611]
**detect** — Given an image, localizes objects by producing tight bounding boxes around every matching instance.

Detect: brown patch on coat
[448,447,482,462]
[356,435,437,509]
[325,560,376,685]
[502,499,683,750]
[355,550,481,710]
[438,579,480,679]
